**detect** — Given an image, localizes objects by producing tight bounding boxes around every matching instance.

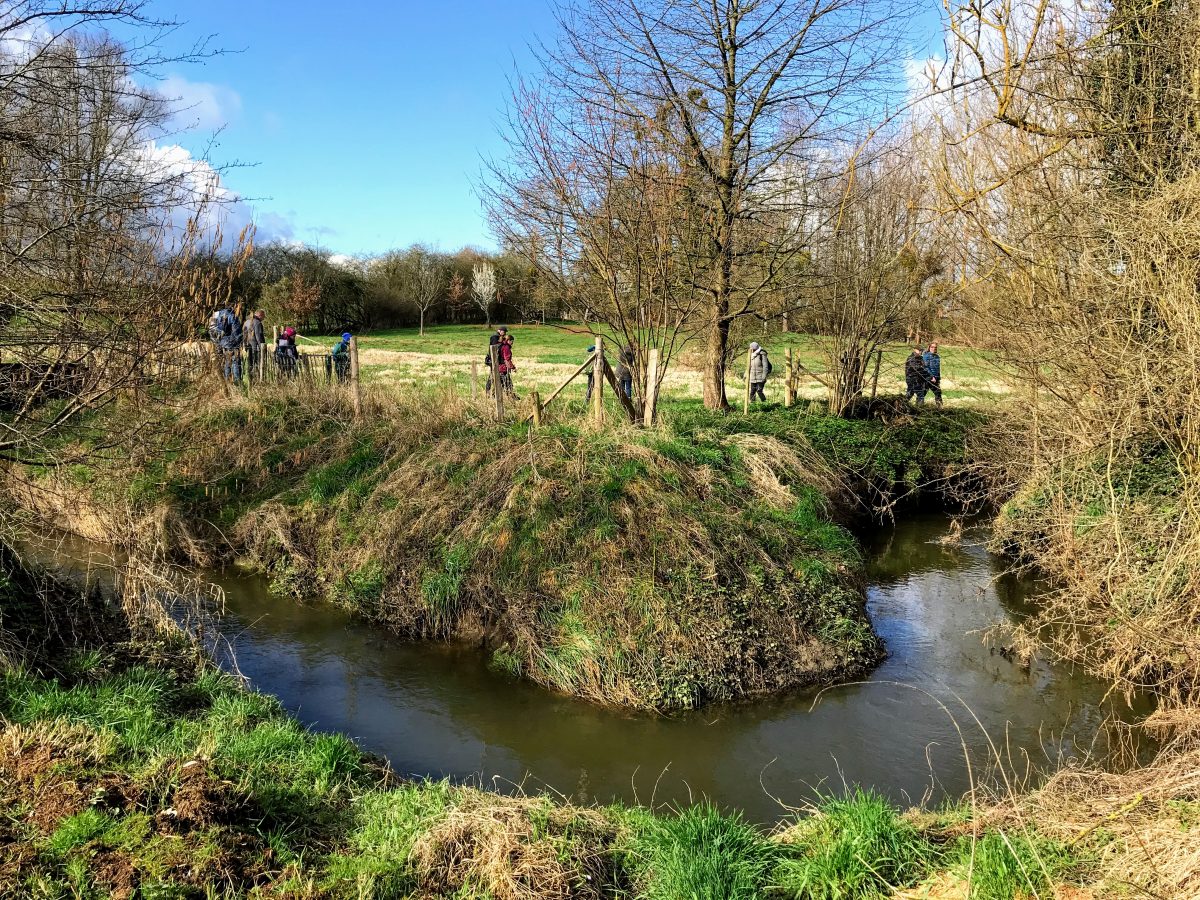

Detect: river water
[29,514,1150,823]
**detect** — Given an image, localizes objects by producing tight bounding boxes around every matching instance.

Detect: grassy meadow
[297,325,1013,409]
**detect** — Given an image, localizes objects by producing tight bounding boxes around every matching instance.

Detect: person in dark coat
[328,332,352,384]
[905,347,929,405]
[584,341,609,403]
[615,347,634,399]
[922,341,942,407]
[208,302,244,384]
[485,326,508,396]
[497,333,517,400]
[243,310,266,381]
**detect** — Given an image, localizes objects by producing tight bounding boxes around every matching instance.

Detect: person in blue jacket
[328,332,352,383]
[922,341,942,407]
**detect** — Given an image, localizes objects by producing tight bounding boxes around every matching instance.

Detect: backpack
[766,357,773,377]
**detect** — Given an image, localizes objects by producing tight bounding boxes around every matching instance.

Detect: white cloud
[160,74,243,131]
[130,139,293,250]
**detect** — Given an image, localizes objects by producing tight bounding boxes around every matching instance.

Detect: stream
[28,513,1151,824]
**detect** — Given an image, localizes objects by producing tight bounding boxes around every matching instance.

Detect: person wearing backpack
[497,332,518,400]
[748,342,771,404]
[905,346,929,405]
[207,302,244,385]
[328,332,352,384]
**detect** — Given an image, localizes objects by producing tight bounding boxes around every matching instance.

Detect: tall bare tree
[408,247,445,337]
[471,262,497,327]
[0,5,245,470]
[489,0,910,409]
[801,146,942,414]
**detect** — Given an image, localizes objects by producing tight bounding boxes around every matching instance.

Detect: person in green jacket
[328,332,352,384]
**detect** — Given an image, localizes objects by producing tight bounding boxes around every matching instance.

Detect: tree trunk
[702,316,731,410]
[419,308,425,337]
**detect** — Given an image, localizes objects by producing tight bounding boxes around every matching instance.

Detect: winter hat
[342,332,352,342]
[750,342,761,351]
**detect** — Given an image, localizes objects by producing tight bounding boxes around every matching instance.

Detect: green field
[298,325,1012,407]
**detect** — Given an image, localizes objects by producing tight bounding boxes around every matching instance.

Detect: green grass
[953,830,1077,900]
[623,804,782,900]
[304,323,1010,406]
[775,789,936,899]
[0,629,1098,899]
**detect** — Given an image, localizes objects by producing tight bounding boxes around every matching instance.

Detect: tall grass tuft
[626,804,780,900]
[775,788,935,899]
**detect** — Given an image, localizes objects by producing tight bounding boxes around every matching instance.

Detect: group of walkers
[746,339,945,408]
[481,327,945,410]
[206,301,354,385]
[904,342,943,407]
[483,325,638,405]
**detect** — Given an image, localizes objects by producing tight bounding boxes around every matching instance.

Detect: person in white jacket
[748,342,771,403]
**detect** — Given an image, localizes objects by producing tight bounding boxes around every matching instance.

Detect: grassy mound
[13,385,889,710]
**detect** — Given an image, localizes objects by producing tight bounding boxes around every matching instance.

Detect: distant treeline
[228,243,564,333]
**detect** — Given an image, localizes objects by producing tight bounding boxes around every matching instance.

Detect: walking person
[484,326,508,396]
[243,310,266,381]
[615,346,635,400]
[207,301,243,385]
[584,340,609,403]
[905,346,929,405]
[922,341,943,408]
[497,332,518,400]
[748,342,771,404]
[328,332,352,384]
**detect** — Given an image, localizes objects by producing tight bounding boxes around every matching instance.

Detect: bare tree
[489,0,910,409]
[799,145,942,413]
[925,0,1200,701]
[409,247,445,337]
[0,6,246,471]
[471,262,497,327]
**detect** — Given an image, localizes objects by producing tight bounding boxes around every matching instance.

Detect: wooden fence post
[870,349,883,400]
[784,348,794,408]
[491,343,504,420]
[350,337,362,419]
[743,347,753,414]
[591,335,604,425]
[471,359,479,398]
[271,326,279,384]
[643,348,660,427]
[531,391,541,429]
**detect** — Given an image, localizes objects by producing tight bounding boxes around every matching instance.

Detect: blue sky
[146,1,558,256]
[142,1,943,258]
